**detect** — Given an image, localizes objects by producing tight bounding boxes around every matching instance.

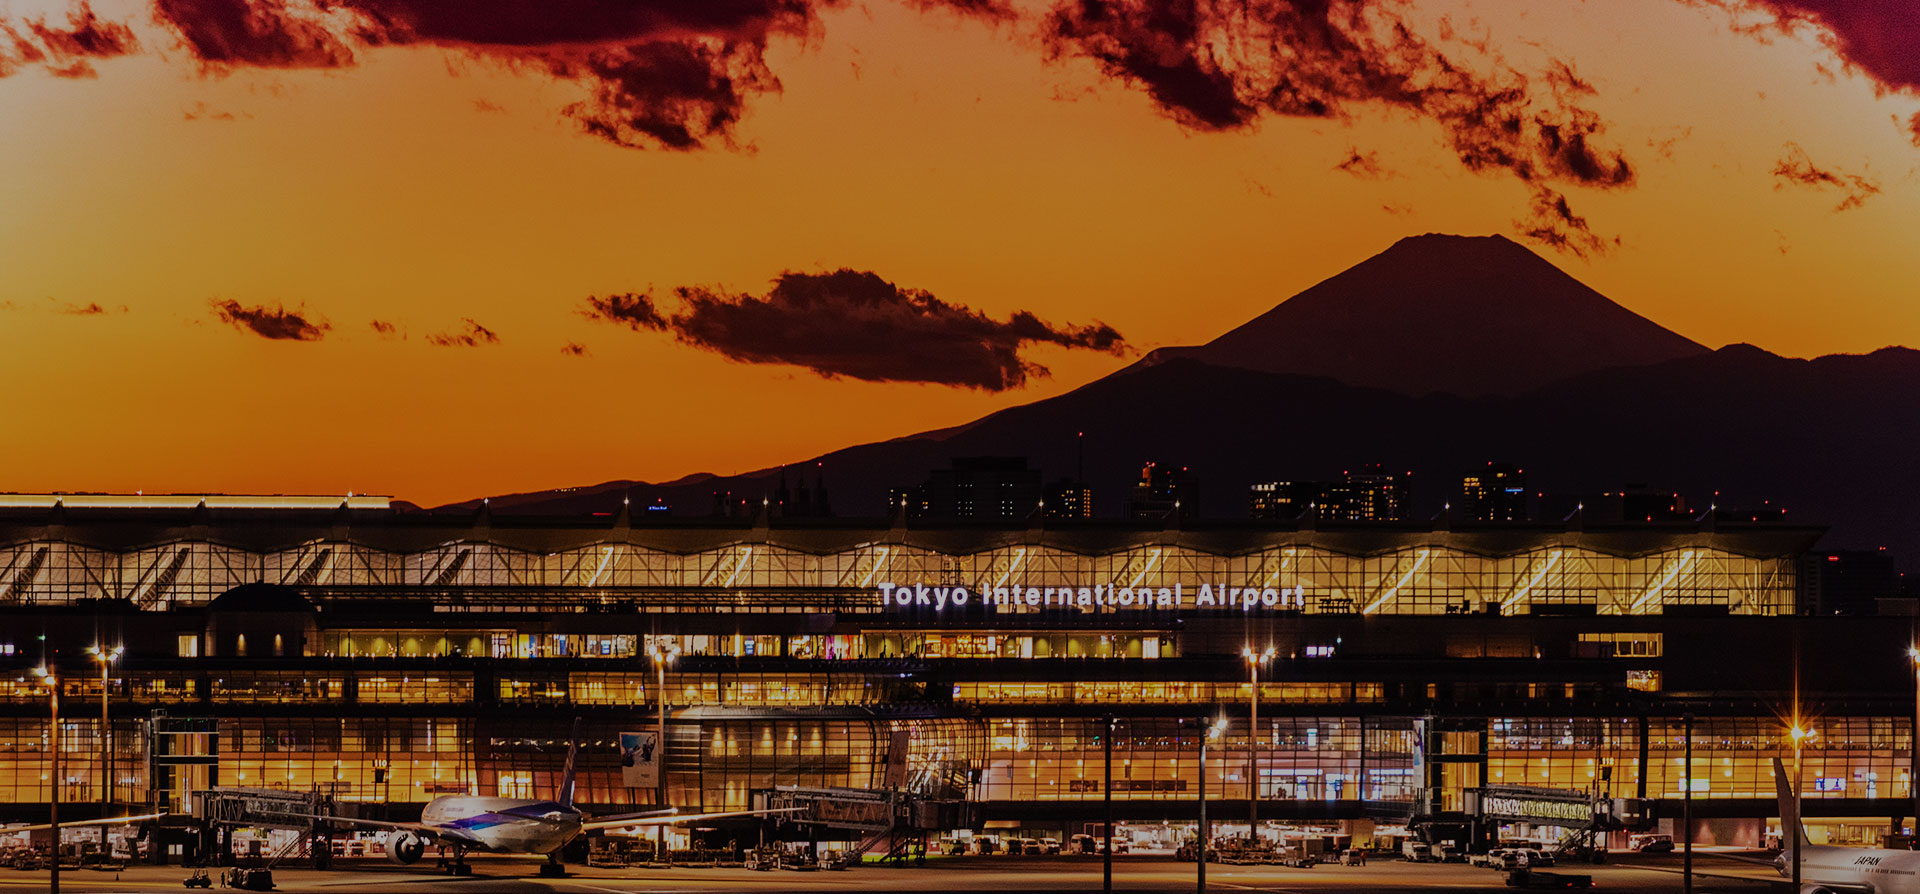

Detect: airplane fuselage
[1785,843,1920,891]
[419,797,582,855]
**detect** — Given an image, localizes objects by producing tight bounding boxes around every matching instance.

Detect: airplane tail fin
[1771,757,1813,850]
[559,717,581,810]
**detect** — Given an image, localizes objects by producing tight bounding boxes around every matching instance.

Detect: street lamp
[1907,646,1919,841]
[1102,715,1115,894]
[86,645,121,815]
[33,666,60,894]
[646,638,681,863]
[1789,723,1816,890]
[1198,717,1227,894]
[1241,646,1274,844]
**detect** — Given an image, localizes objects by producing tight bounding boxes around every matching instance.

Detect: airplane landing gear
[437,847,473,876]
[538,853,568,878]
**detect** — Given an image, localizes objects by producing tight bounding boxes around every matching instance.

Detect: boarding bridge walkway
[751,785,979,863]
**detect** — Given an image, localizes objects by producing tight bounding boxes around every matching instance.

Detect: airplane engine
[384,830,428,865]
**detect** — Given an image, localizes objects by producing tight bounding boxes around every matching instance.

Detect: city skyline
[2,0,1918,505]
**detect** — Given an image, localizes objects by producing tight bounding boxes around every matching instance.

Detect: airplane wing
[582,807,805,833]
[5,811,166,831]
[579,807,680,824]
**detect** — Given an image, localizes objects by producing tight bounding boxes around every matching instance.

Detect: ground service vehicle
[1628,833,1674,853]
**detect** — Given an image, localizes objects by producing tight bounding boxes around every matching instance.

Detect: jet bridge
[189,788,334,871]
[751,786,980,863]
[1465,785,1654,862]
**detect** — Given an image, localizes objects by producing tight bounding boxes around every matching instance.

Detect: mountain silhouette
[440,235,1918,565]
[1141,233,1708,396]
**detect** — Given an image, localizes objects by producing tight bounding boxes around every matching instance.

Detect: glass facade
[2,514,1883,833]
[0,534,1797,617]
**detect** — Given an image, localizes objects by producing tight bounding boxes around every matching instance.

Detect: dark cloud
[154,0,356,68]
[211,299,330,340]
[583,269,1128,391]
[53,300,107,315]
[560,341,589,357]
[427,318,500,347]
[1026,0,1634,252]
[472,97,505,113]
[582,292,668,330]
[317,0,817,46]
[1695,1,1920,94]
[140,0,821,150]
[553,40,778,150]
[1516,186,1616,259]
[0,1,137,79]
[1909,110,1920,147]
[1541,59,1595,99]
[1333,147,1388,178]
[368,318,398,336]
[1771,142,1880,211]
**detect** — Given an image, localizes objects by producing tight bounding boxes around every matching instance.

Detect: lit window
[177,635,200,658]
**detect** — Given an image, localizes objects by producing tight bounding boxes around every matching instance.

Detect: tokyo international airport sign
[876,582,1306,612]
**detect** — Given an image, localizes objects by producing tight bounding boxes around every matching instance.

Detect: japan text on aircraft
[877,582,1308,611]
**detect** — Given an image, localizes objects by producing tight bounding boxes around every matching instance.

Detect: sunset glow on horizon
[3,0,1918,505]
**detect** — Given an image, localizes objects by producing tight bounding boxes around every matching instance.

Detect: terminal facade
[0,500,1912,849]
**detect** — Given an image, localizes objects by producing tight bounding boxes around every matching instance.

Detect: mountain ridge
[1136,232,1710,397]
[433,235,1920,567]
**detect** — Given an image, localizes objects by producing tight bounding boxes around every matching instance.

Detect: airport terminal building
[1,497,1913,851]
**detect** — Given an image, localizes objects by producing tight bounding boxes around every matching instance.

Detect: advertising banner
[620,731,660,789]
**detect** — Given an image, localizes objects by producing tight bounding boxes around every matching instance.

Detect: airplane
[1642,757,1915,894]
[1759,755,1915,894]
[302,734,795,876]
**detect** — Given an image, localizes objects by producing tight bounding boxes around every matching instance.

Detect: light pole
[646,639,680,862]
[1682,713,1693,894]
[1198,717,1226,894]
[1907,646,1919,842]
[33,666,60,894]
[87,645,121,816]
[1789,723,1815,890]
[1103,715,1113,894]
[1241,646,1274,844]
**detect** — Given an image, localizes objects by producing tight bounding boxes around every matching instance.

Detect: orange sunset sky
[1,0,1917,506]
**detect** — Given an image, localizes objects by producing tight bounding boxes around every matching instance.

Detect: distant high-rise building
[774,464,833,518]
[1460,463,1528,521]
[1044,478,1094,520]
[1324,465,1406,521]
[710,490,752,518]
[896,457,1042,521]
[1801,549,1900,616]
[1127,462,1197,520]
[1249,481,1319,520]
